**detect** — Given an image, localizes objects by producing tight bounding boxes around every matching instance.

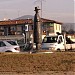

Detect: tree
[68,29,75,34]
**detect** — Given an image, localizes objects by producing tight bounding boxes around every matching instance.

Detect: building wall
[0,19,62,43]
[0,26,4,35]
[54,23,61,34]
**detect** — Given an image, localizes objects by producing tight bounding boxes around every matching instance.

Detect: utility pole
[64,32,66,51]
[41,0,42,18]
[34,7,42,50]
[34,0,45,18]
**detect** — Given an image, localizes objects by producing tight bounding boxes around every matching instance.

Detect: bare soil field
[0,52,75,75]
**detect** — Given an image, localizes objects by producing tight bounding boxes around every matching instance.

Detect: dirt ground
[0,71,75,75]
[0,52,75,75]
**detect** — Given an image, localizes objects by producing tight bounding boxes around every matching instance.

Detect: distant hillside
[15,15,34,20]
[62,23,75,31]
[15,15,75,32]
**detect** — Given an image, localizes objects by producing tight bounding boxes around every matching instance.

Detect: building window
[59,25,60,30]
[49,27,54,33]
[25,25,28,31]
[11,26,16,31]
[0,27,4,35]
[49,23,54,33]
[29,25,33,31]
[49,23,54,27]
[56,25,57,30]
[17,26,22,31]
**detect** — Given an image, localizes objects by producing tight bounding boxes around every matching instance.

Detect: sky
[0,0,74,23]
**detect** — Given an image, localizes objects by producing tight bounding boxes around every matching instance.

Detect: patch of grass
[0,52,75,73]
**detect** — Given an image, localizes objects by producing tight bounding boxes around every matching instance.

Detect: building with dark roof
[0,18,62,43]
